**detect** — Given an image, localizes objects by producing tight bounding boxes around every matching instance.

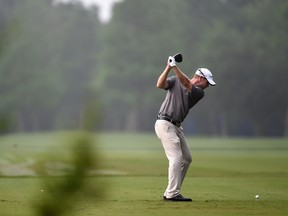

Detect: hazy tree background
[0,0,287,136]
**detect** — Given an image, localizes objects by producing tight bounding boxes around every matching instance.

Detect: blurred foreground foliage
[35,132,104,216]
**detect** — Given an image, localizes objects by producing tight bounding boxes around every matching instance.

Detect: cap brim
[207,78,216,86]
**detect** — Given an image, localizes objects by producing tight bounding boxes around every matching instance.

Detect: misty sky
[53,0,123,23]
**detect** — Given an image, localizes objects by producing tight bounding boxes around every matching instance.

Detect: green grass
[0,132,288,216]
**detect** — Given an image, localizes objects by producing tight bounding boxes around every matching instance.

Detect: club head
[173,53,183,63]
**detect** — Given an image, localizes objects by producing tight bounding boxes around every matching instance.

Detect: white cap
[195,68,216,86]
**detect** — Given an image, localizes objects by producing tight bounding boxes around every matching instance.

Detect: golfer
[155,55,216,202]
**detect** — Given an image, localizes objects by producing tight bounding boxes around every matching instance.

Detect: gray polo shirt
[158,76,204,123]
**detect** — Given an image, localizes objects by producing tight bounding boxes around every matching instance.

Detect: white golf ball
[255,195,260,199]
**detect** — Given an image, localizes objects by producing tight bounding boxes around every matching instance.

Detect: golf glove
[168,56,176,67]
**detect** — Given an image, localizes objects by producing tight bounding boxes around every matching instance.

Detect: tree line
[0,0,287,136]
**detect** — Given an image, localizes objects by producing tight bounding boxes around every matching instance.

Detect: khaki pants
[155,120,192,198]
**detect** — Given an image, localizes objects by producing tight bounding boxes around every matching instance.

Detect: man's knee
[184,155,192,164]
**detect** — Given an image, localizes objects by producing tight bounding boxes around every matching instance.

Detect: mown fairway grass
[0,132,288,216]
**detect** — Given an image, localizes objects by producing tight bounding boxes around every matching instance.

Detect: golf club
[173,53,183,63]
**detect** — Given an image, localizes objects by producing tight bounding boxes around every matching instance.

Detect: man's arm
[156,64,171,89]
[172,66,192,92]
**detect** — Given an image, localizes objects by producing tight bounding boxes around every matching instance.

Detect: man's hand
[168,56,176,67]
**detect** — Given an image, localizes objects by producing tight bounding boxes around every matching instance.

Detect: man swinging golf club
[155,53,216,202]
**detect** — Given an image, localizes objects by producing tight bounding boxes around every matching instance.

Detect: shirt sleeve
[165,76,176,90]
[189,86,204,108]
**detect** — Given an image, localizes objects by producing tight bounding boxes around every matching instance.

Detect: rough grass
[0,132,288,216]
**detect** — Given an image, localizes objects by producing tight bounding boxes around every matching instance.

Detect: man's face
[196,77,209,89]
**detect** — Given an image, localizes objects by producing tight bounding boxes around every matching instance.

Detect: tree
[242,0,288,136]
[0,0,101,131]
[93,0,191,131]
[194,0,288,136]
